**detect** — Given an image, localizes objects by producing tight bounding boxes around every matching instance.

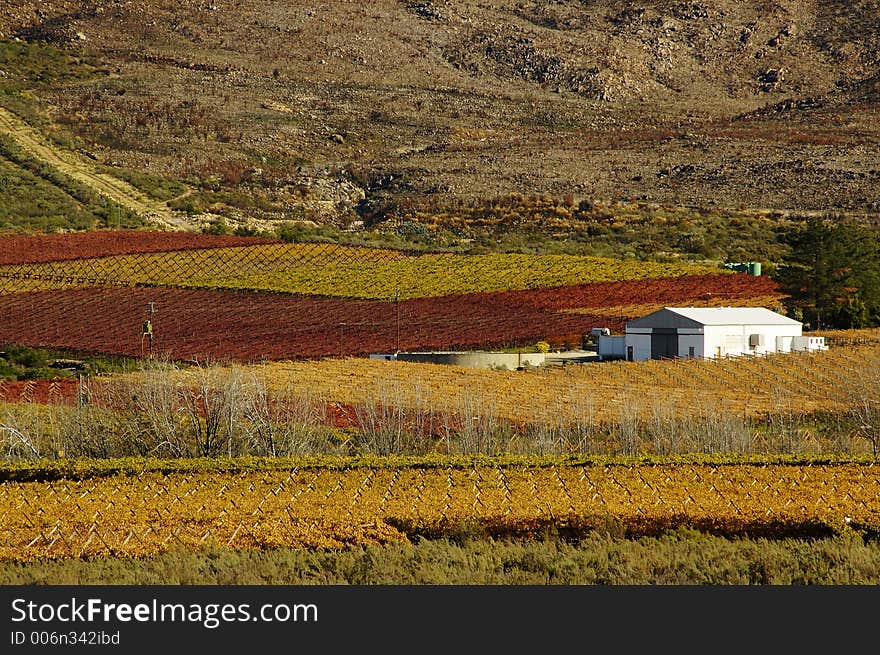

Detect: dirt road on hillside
[0,107,190,230]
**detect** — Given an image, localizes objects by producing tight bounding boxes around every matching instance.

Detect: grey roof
[627,307,801,328]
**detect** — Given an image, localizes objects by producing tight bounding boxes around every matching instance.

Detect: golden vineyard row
[1,463,877,561]
[159,341,880,425]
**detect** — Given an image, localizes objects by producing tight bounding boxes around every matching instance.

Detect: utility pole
[390,287,401,353]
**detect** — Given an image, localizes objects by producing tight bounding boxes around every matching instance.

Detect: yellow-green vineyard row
[0,244,725,299]
[1,463,877,561]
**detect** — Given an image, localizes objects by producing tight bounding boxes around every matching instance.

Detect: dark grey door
[651,329,678,359]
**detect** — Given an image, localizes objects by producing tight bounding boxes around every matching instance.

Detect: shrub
[203,217,230,235]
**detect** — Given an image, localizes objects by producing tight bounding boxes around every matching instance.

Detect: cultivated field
[2,336,878,463]
[0,233,876,581]
[0,229,874,464]
[0,242,725,297]
[184,342,878,426]
[0,230,780,360]
[2,457,878,562]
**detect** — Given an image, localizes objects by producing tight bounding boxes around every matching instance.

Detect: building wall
[627,327,705,361]
[677,332,704,359]
[625,330,652,361]
[793,336,827,351]
[597,335,626,359]
[704,324,802,357]
[625,324,803,361]
[776,335,794,353]
[704,326,733,358]
[394,351,546,370]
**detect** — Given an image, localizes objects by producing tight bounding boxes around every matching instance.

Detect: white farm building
[598,307,826,362]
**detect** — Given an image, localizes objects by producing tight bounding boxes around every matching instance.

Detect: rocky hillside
[1,0,878,225]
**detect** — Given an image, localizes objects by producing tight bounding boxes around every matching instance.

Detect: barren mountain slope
[1,0,878,218]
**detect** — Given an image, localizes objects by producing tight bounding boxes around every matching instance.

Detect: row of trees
[776,217,880,329]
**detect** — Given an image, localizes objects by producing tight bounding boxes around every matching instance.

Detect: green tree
[775,217,880,329]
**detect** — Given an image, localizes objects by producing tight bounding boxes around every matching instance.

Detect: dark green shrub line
[0,452,876,483]
[0,344,137,381]
[384,515,852,543]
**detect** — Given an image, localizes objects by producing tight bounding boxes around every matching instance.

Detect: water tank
[748,262,762,276]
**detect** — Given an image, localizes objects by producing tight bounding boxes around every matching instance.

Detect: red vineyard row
[437,272,779,312]
[0,230,279,265]
[0,378,81,404]
[0,274,777,362]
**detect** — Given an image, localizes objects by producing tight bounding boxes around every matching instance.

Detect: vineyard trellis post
[391,287,401,354]
[78,373,90,408]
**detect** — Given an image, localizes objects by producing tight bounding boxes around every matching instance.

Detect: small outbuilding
[598,307,826,361]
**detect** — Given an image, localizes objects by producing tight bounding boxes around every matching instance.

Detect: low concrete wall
[394,351,546,370]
